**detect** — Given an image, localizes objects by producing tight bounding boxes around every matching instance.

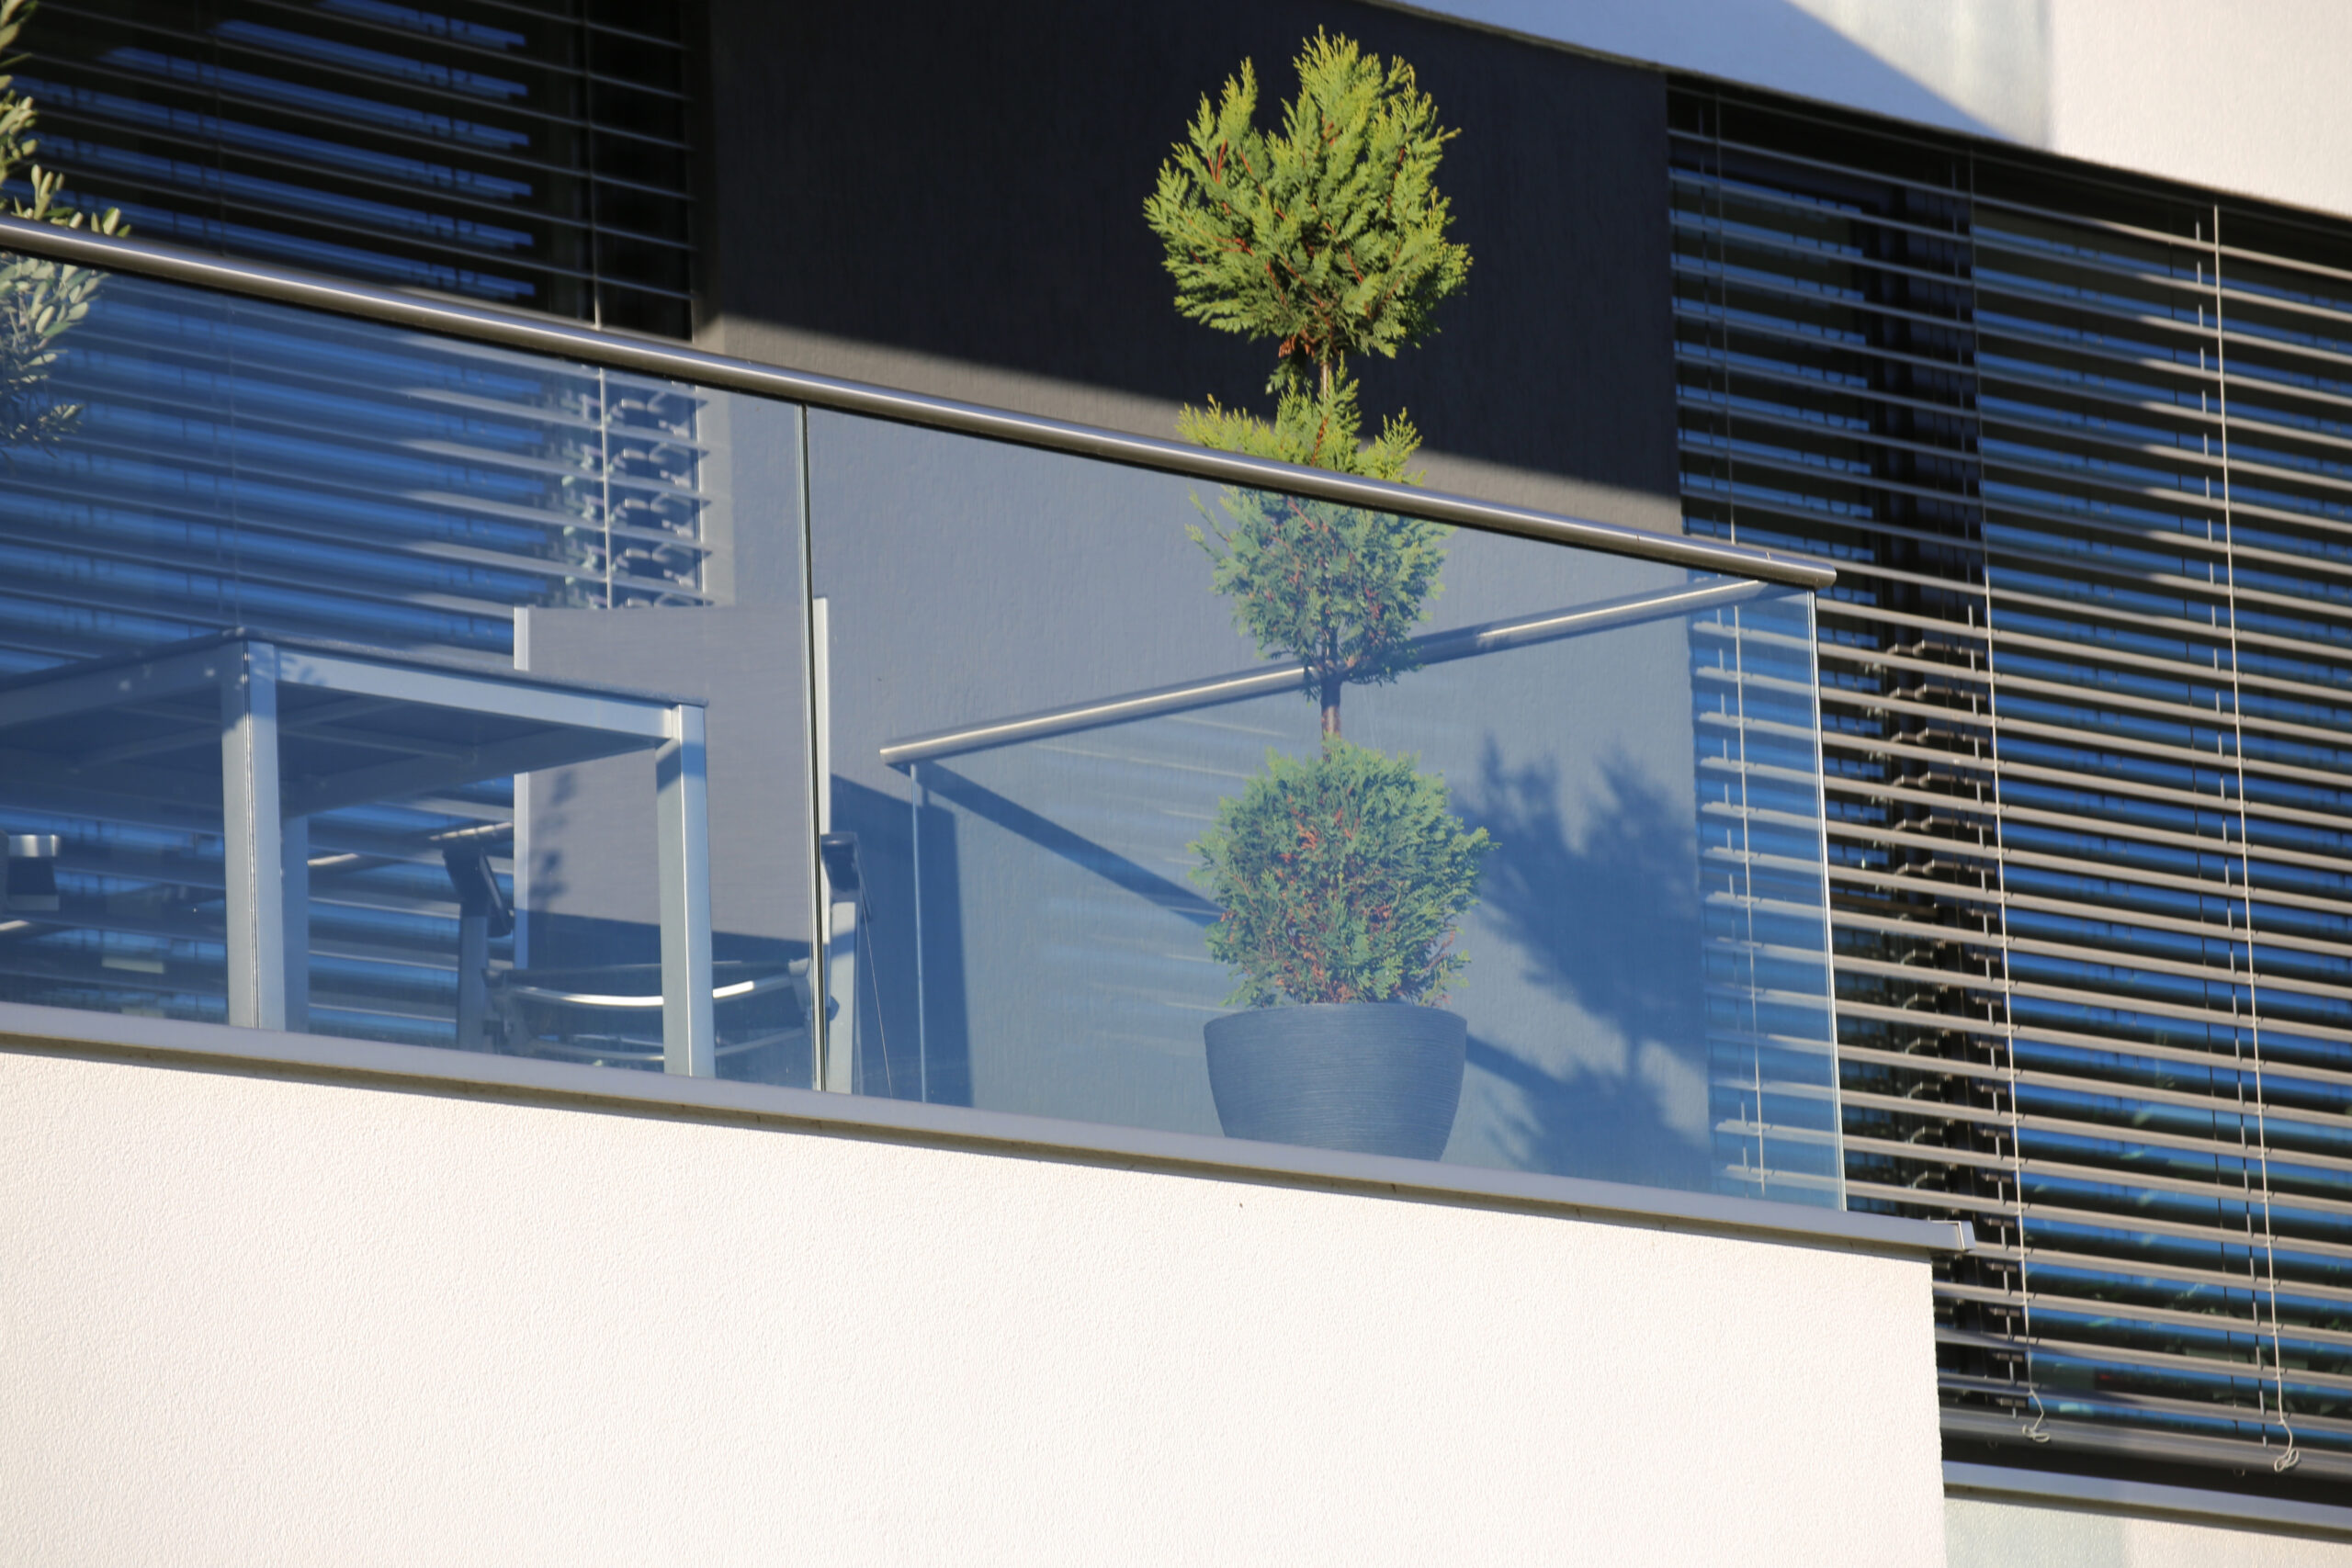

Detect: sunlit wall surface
[0,249,1838,1201]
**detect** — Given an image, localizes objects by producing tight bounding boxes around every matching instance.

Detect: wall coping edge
[0,998,1962,1259]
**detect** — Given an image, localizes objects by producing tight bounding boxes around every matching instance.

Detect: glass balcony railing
[0,238,1841,1205]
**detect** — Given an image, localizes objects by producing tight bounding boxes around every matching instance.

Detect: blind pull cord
[1966,184,2050,1447]
[1983,606,2046,1447]
[2210,217,2301,1475]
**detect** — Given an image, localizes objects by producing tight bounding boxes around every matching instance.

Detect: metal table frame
[0,633,716,1074]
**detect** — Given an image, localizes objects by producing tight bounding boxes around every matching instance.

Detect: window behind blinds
[0,264,712,1043]
[1671,84,2352,1486]
[17,0,695,335]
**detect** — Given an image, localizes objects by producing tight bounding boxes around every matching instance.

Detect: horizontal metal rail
[1943,1407,2351,1483]
[1944,1459,2352,1539]
[1956,1242,2352,1308]
[0,215,1836,591]
[877,578,1773,767]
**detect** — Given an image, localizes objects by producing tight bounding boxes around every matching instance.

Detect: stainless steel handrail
[0,214,1836,591]
[879,577,1776,766]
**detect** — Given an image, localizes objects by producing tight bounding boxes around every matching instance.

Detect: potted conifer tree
[1147,30,1491,1160]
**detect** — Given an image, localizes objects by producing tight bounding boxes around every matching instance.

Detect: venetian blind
[19,0,695,335]
[0,265,712,1043]
[1671,82,2352,1485]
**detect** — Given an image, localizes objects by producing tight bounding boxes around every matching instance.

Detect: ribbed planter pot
[1203,1002,1465,1161]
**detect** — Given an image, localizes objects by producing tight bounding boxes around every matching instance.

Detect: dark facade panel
[700,0,1679,519]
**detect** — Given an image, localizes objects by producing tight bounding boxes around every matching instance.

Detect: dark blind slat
[21,0,694,336]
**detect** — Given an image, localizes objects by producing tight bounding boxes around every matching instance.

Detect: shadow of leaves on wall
[1457,741,1712,1189]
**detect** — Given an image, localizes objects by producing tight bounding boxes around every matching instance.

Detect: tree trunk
[1317,352,1343,742]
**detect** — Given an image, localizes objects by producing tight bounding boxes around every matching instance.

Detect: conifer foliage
[1148,30,1475,734]
[1145,29,1469,412]
[1150,32,1492,1009]
[1194,738,1490,1009]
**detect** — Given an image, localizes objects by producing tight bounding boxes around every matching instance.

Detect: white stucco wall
[1407,0,2352,221]
[2041,2,2352,223]
[0,1048,1947,1565]
[1948,1498,2352,1567]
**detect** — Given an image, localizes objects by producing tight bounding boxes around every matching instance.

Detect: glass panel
[1692,589,1842,1205]
[808,410,1840,1202]
[0,250,814,1081]
[0,240,1838,1196]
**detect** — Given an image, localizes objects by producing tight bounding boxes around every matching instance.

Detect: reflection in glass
[0,246,1840,1204]
[0,254,813,1079]
[0,244,105,448]
[809,412,1839,1201]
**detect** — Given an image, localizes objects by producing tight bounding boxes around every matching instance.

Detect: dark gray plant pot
[1203,1002,1465,1161]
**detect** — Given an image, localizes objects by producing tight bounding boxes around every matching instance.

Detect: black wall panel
[701,0,1678,506]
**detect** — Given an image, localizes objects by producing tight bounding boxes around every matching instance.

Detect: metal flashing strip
[0,998,1962,1260]
[1943,1461,2352,1542]
[1943,1408,2352,1488]
[0,215,1832,591]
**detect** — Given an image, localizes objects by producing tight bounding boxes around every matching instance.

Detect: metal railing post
[220,641,285,1031]
[655,701,715,1075]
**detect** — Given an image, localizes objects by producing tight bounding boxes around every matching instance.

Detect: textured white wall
[1948,1498,2352,1566]
[1414,0,2049,142]
[1407,0,2352,220]
[0,1049,1947,1566]
[2043,1,2352,223]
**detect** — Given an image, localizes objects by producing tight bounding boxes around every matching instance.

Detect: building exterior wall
[6,5,2346,1560]
[697,0,1686,533]
[1410,0,2352,222]
[1947,1498,2352,1567]
[1,1046,1946,1566]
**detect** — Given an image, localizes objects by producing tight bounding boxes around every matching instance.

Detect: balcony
[0,220,1845,1211]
